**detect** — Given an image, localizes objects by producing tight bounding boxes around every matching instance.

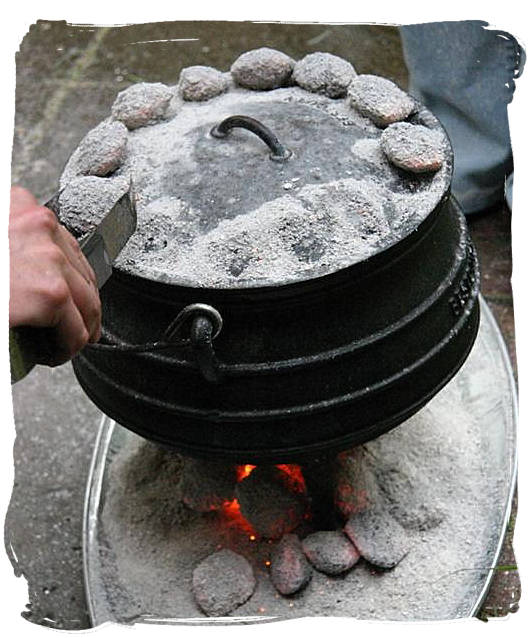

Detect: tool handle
[9,325,59,383]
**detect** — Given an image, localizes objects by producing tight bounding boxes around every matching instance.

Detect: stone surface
[381,122,445,173]
[178,65,229,101]
[179,457,237,512]
[293,51,356,98]
[269,534,312,595]
[302,531,360,575]
[192,549,255,616]
[111,82,173,129]
[230,47,294,90]
[348,74,415,127]
[235,466,307,539]
[61,120,128,184]
[344,506,410,569]
[7,364,102,629]
[58,175,129,239]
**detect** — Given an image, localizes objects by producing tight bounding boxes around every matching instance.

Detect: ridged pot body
[73,195,480,463]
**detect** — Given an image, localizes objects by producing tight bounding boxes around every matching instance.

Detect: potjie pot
[63,55,480,464]
[73,193,479,463]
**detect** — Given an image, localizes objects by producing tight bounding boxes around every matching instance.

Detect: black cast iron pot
[73,189,480,464]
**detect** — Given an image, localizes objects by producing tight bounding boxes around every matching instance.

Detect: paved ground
[7,20,519,629]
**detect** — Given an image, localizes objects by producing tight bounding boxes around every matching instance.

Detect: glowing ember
[235,466,308,539]
[220,498,256,536]
[276,464,306,493]
[235,464,306,491]
[220,463,309,538]
[236,464,256,481]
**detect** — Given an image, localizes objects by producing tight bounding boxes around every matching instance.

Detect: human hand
[9,186,102,366]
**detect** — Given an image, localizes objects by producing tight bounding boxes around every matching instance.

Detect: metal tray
[83,297,517,626]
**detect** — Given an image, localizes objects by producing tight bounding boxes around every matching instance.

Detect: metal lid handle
[210,115,292,162]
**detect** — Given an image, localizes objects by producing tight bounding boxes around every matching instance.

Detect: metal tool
[10,186,137,383]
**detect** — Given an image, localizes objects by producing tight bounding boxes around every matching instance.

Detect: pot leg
[301,456,339,531]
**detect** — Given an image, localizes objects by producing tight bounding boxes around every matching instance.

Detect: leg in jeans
[400,20,525,213]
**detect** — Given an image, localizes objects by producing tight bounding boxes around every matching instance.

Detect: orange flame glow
[220,463,309,537]
[220,498,256,536]
[276,464,306,493]
[236,464,256,481]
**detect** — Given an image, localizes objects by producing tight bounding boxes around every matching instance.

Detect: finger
[10,186,39,216]
[55,224,98,287]
[61,260,102,342]
[49,297,90,366]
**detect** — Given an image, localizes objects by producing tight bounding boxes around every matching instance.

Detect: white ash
[179,66,229,102]
[111,82,174,130]
[179,458,237,512]
[116,195,199,268]
[58,174,129,239]
[349,135,451,235]
[61,83,451,288]
[192,549,255,616]
[372,459,445,531]
[149,179,392,288]
[230,47,294,90]
[293,52,356,98]
[61,120,128,183]
[302,531,360,575]
[380,122,445,173]
[344,506,410,569]
[270,534,312,595]
[101,439,192,531]
[349,137,393,173]
[348,74,415,127]
[235,466,307,539]
[335,444,444,532]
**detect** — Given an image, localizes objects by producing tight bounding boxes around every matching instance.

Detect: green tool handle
[9,325,59,383]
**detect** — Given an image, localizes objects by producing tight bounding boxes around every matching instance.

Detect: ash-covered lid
[59,50,452,289]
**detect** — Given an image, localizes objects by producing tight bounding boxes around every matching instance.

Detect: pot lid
[58,50,452,289]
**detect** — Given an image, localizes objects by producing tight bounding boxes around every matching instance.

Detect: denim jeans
[400,21,525,214]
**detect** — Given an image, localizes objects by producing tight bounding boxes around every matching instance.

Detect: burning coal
[181,460,309,540]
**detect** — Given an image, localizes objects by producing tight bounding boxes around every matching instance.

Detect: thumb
[10,185,39,216]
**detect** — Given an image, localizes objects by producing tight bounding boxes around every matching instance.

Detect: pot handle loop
[163,303,223,342]
[189,316,221,384]
[85,304,223,384]
[163,303,223,384]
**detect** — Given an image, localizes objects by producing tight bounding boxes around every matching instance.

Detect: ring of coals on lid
[59,49,452,289]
